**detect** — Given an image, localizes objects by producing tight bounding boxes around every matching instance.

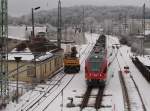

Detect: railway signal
[124,66,130,74]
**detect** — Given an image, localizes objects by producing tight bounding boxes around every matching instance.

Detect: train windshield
[90,61,102,72]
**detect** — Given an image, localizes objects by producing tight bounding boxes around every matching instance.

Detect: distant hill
[8,5,150,27]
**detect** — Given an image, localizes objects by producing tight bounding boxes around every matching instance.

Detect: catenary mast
[0,0,9,106]
[57,0,62,48]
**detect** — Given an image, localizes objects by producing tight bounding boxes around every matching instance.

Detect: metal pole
[57,0,62,48]
[34,55,36,77]
[0,0,9,105]
[0,50,3,96]
[143,4,145,36]
[83,7,85,38]
[32,8,34,38]
[16,61,19,103]
[143,4,145,56]
[14,57,21,104]
[61,89,63,111]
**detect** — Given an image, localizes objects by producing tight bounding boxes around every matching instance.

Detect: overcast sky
[9,0,149,17]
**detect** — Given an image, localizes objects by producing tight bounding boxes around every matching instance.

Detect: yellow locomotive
[64,46,80,73]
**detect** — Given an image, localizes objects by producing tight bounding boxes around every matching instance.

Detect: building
[7,35,63,83]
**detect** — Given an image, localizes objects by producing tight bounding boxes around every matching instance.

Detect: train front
[85,50,107,86]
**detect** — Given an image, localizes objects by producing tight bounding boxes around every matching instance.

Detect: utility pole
[82,7,85,39]
[31,8,35,38]
[57,0,62,48]
[142,3,145,36]
[0,0,9,107]
[14,57,21,104]
[142,3,145,56]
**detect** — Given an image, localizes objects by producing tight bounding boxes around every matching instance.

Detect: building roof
[7,38,58,61]
[8,47,54,62]
[8,48,34,61]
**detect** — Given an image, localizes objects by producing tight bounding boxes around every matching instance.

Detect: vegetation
[9,5,150,27]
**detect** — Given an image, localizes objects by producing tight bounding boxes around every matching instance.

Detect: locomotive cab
[64,46,80,73]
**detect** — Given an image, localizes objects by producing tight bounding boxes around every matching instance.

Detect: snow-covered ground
[3,33,98,111]
[3,33,150,111]
[119,45,150,110]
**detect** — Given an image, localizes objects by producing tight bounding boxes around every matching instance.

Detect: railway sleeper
[64,65,80,74]
[76,94,109,98]
[78,104,112,109]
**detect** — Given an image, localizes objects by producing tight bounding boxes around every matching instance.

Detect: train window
[90,62,101,71]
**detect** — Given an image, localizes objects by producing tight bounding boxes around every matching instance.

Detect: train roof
[88,48,105,61]
[86,34,106,62]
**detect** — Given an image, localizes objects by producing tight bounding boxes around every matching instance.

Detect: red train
[85,35,107,86]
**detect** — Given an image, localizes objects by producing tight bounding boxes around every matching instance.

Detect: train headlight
[89,73,92,76]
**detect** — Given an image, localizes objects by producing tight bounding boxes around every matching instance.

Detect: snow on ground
[5,33,150,111]
[117,47,144,111]
[105,35,124,111]
[119,45,150,110]
[3,33,98,111]
[42,34,124,111]
[42,33,99,111]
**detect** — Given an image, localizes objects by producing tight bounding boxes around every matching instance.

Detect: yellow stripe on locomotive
[63,46,80,73]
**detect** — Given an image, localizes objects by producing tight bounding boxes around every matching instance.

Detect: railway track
[19,43,94,111]
[80,87,92,109]
[40,43,95,111]
[16,70,66,111]
[79,36,116,111]
[95,87,105,110]
[116,47,147,111]
[17,43,93,111]
[80,86,105,111]
[107,36,147,111]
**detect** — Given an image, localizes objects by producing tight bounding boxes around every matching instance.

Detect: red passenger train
[85,35,107,86]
